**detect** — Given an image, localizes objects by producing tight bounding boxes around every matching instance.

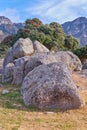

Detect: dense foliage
[73,45,87,62]
[0,18,80,56]
[64,35,79,50]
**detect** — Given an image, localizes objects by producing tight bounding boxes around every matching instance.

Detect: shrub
[64,35,79,50]
[73,45,87,62]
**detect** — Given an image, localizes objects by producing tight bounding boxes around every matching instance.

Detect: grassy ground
[0,74,87,130]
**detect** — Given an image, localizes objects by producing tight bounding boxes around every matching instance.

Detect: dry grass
[0,72,87,130]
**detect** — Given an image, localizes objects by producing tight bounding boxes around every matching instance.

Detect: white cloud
[26,0,87,23]
[0,8,20,22]
[1,0,87,23]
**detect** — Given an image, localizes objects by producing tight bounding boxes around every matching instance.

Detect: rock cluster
[2,37,83,110]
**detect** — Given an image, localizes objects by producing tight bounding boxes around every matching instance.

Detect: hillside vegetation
[0,18,79,57]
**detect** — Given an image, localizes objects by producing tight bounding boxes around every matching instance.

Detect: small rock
[43,112,55,114]
[2,90,9,94]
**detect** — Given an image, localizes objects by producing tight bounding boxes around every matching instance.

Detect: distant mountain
[0,16,12,25]
[0,16,25,42]
[62,17,87,46]
[14,23,25,30]
[0,30,7,42]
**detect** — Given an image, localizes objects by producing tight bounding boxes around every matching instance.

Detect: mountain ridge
[62,17,87,46]
[0,16,25,42]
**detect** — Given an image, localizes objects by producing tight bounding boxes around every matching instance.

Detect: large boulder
[21,62,83,110]
[12,38,34,58]
[33,40,49,53]
[2,47,82,85]
[3,38,34,68]
[2,63,14,83]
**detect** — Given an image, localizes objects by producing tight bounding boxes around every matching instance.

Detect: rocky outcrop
[21,62,83,110]
[2,36,82,85]
[13,51,82,85]
[33,40,49,53]
[2,37,84,110]
[2,50,82,85]
[2,38,51,84]
[3,38,50,67]
[10,52,56,84]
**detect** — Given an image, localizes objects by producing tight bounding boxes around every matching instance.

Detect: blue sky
[0,0,87,23]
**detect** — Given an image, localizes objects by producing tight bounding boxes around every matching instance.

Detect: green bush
[73,45,87,62]
[64,35,79,50]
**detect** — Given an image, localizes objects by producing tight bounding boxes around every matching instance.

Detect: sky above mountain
[0,0,87,23]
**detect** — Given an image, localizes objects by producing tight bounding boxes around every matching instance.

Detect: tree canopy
[73,45,87,62]
[0,18,80,51]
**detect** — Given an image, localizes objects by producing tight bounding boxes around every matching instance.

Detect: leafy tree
[64,35,79,50]
[73,45,87,62]
[1,35,13,46]
[25,18,43,29]
[0,18,80,52]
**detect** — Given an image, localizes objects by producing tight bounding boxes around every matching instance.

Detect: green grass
[0,77,87,130]
[0,80,39,111]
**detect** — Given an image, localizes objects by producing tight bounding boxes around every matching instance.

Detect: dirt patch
[72,71,87,103]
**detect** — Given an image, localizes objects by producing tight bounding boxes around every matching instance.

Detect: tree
[25,18,43,29]
[1,18,80,52]
[23,21,66,50]
[0,35,13,46]
[64,35,79,50]
[73,45,87,62]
